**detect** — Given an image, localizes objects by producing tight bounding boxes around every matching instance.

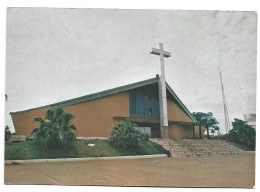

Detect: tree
[31,107,77,149]
[192,112,219,134]
[109,121,148,150]
[213,126,220,136]
[229,118,255,149]
[5,94,11,140]
[5,125,11,141]
[211,128,215,136]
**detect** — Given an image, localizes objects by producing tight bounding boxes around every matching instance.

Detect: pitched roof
[10,76,197,122]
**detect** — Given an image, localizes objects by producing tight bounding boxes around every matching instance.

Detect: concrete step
[150,138,245,157]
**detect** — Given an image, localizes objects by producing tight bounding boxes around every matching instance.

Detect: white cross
[151,43,171,79]
[151,43,171,58]
[151,43,171,138]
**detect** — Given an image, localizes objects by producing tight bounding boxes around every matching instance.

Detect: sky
[5,8,256,134]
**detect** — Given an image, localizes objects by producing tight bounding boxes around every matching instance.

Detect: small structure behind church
[244,114,256,128]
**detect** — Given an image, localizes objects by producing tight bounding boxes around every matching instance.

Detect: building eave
[10,77,159,114]
[10,76,198,123]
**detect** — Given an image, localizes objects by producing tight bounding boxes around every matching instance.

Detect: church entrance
[135,126,160,138]
[135,127,151,137]
[151,127,161,138]
[134,122,160,138]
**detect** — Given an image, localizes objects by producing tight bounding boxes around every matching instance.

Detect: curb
[5,154,167,164]
[243,151,255,153]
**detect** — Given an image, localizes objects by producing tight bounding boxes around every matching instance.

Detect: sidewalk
[5,154,167,164]
[5,153,255,187]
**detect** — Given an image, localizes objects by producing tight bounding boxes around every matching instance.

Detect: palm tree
[31,107,77,149]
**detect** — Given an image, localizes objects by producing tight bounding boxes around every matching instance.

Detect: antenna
[218,66,231,134]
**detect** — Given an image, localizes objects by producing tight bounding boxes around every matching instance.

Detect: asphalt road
[4,153,255,188]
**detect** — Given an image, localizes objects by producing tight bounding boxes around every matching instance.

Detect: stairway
[150,138,245,157]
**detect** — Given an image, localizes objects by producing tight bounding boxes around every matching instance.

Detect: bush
[229,118,255,150]
[149,142,171,157]
[109,121,148,150]
[215,133,229,140]
[5,125,11,141]
[31,107,77,149]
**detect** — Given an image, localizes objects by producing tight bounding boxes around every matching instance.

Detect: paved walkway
[4,153,255,188]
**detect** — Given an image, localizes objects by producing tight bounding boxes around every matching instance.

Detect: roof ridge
[10,77,158,114]
[10,76,196,123]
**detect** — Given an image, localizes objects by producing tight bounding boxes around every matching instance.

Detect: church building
[11,43,205,140]
[10,76,204,140]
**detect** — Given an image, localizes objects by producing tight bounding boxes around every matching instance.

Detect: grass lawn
[5,140,168,160]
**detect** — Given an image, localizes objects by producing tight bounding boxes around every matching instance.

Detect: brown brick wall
[169,124,193,139]
[169,124,205,139]
[167,99,193,122]
[11,92,129,137]
[11,106,51,136]
[167,98,195,139]
[11,91,199,139]
[63,92,129,137]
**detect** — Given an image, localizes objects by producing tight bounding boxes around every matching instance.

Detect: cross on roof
[150,43,171,139]
[150,43,171,79]
[151,43,171,58]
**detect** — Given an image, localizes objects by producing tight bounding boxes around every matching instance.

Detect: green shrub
[149,142,171,157]
[31,107,77,149]
[5,125,11,141]
[229,118,255,150]
[109,121,148,150]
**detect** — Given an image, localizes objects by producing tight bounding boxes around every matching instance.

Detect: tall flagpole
[218,66,231,134]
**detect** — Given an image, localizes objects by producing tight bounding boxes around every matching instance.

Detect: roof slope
[10,77,197,122]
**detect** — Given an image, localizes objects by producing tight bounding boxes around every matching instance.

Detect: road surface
[4,153,255,188]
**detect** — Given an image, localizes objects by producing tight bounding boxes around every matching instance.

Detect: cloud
[5,9,256,134]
